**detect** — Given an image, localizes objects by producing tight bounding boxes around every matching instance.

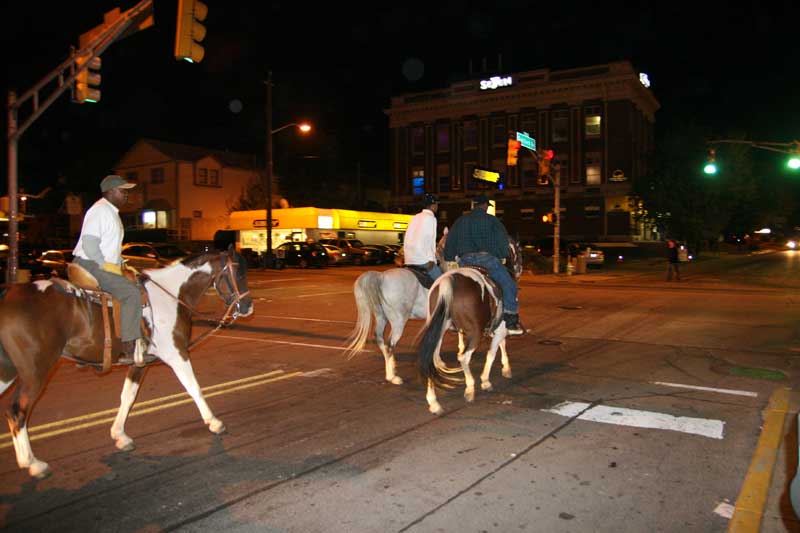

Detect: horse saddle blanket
[460,265,504,334]
[404,264,435,289]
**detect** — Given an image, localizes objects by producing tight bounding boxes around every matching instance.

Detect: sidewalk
[731,388,800,532]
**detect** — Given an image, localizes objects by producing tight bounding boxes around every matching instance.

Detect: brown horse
[0,249,252,478]
[416,238,523,415]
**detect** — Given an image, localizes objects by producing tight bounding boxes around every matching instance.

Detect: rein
[143,253,250,348]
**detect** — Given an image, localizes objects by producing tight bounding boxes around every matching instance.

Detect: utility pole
[263,71,274,268]
[552,163,561,274]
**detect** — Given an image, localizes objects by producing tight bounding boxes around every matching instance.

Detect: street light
[263,71,312,268]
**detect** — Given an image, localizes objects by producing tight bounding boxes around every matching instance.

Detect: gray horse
[343,234,451,384]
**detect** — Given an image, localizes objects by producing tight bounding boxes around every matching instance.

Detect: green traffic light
[789,157,800,170]
[704,163,717,175]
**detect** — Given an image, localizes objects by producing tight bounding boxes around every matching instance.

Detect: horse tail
[343,271,384,359]
[417,275,462,389]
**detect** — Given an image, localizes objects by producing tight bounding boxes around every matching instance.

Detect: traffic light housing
[74,53,102,104]
[174,0,208,63]
[788,148,800,170]
[703,148,718,175]
[507,139,521,167]
[538,149,553,182]
[542,212,554,223]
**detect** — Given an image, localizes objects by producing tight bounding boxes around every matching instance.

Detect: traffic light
[788,149,800,170]
[538,149,553,181]
[174,0,208,63]
[507,139,521,167]
[703,148,718,175]
[542,212,554,223]
[74,52,102,104]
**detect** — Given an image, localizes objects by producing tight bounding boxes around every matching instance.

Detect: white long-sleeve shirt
[403,208,437,265]
[74,197,124,265]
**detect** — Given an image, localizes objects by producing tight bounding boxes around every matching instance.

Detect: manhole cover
[559,305,584,310]
[538,339,562,346]
[728,366,786,381]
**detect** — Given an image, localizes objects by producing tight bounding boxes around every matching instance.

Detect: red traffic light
[542,149,554,160]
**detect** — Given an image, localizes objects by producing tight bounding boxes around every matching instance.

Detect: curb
[729,387,797,532]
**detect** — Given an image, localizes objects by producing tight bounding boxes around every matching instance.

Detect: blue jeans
[458,253,518,314]
[428,263,443,282]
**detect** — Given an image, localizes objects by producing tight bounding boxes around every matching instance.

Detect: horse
[416,237,523,415]
[343,233,451,385]
[0,248,253,479]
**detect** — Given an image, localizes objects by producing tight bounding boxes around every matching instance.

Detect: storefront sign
[479,75,512,90]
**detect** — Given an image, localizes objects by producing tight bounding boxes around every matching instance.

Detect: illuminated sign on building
[253,219,280,228]
[472,167,501,183]
[639,73,651,88]
[393,221,408,229]
[479,75,512,90]
[358,220,377,228]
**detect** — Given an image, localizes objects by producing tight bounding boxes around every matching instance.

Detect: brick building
[385,60,660,243]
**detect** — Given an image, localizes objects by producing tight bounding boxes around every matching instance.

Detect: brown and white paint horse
[417,238,523,415]
[0,249,252,478]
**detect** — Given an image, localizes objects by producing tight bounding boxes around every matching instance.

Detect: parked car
[151,243,192,262]
[275,242,328,268]
[318,238,378,265]
[34,249,74,278]
[569,243,605,266]
[121,242,171,270]
[361,244,396,264]
[322,244,352,265]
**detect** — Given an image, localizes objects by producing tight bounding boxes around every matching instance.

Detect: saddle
[403,264,436,289]
[55,263,147,373]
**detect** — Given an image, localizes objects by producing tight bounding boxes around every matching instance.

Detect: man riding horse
[443,193,525,336]
[72,175,152,365]
[403,193,443,285]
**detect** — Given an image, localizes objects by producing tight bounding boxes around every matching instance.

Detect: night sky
[4,1,799,196]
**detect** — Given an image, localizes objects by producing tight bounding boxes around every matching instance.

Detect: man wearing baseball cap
[403,193,443,282]
[443,193,524,335]
[73,175,147,365]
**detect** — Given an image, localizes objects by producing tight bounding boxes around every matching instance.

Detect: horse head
[506,237,523,281]
[212,245,253,320]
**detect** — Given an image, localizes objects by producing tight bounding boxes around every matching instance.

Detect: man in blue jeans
[443,194,524,336]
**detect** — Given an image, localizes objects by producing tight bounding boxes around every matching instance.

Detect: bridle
[143,252,251,348]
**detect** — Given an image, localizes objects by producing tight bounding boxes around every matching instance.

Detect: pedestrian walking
[666,239,681,281]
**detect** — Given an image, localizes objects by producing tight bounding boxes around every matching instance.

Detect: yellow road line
[0,370,302,448]
[728,387,793,532]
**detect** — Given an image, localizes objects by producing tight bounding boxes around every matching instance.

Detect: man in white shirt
[73,175,147,365]
[403,193,442,282]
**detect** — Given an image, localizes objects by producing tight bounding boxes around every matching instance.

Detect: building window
[520,113,537,140]
[463,162,476,190]
[436,124,450,153]
[193,210,202,218]
[126,171,138,183]
[552,110,569,143]
[437,162,450,192]
[585,106,602,137]
[463,121,478,150]
[196,168,208,186]
[522,157,538,188]
[412,127,425,155]
[150,167,164,184]
[492,119,507,146]
[586,152,602,185]
[209,169,220,186]
[411,168,425,195]
[584,205,601,219]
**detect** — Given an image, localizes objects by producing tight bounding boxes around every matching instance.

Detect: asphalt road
[1,251,799,532]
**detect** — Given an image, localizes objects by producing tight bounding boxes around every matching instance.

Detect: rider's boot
[117,339,157,366]
[503,313,525,336]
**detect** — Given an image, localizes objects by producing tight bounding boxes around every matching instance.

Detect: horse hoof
[481,382,494,392]
[429,404,444,416]
[208,418,226,434]
[464,391,475,403]
[29,460,51,479]
[389,376,404,385]
[502,368,512,379]
[116,437,136,452]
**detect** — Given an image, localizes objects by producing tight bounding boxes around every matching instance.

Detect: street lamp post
[263,71,311,268]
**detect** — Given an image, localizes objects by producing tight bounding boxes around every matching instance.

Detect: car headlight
[788,240,797,249]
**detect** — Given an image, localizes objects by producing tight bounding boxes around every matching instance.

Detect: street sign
[516,131,536,151]
[472,167,501,184]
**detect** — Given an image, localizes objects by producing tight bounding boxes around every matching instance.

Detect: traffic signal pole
[5,1,153,283]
